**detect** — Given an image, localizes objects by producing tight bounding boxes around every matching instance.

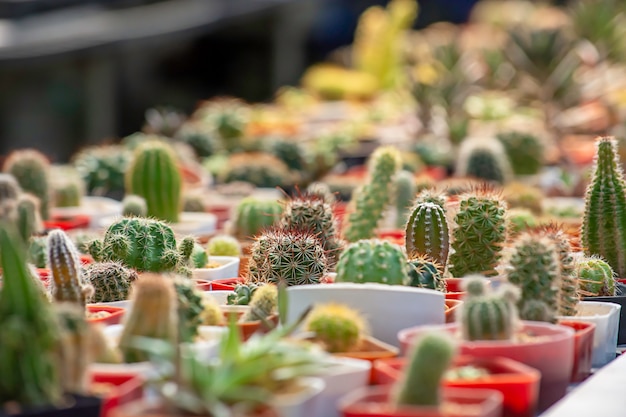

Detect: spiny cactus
[413,189,446,208]
[241,284,278,323]
[407,255,446,292]
[448,189,507,277]
[0,173,21,219]
[122,194,147,217]
[175,121,222,158]
[191,243,209,268]
[28,235,48,268]
[459,276,520,341]
[247,228,328,286]
[227,283,259,305]
[405,201,449,267]
[126,140,182,223]
[220,152,294,189]
[173,276,205,343]
[336,239,409,285]
[15,193,44,242]
[267,137,309,173]
[194,98,249,151]
[3,149,51,220]
[391,332,457,408]
[48,230,94,310]
[88,217,194,276]
[232,197,283,240]
[207,235,242,257]
[85,261,138,303]
[496,131,544,176]
[72,145,130,197]
[575,256,617,297]
[540,224,578,317]
[582,137,626,277]
[305,303,367,353]
[119,274,178,363]
[507,208,538,234]
[52,177,84,208]
[455,137,513,184]
[200,296,224,326]
[394,170,416,228]
[306,182,336,204]
[344,146,402,242]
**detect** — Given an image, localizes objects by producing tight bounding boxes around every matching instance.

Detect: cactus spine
[232,197,283,240]
[122,194,147,217]
[405,201,449,267]
[125,140,182,223]
[456,137,513,184]
[394,170,416,228]
[407,255,446,292]
[241,284,278,323]
[85,262,138,303]
[336,239,409,285]
[3,149,51,219]
[582,136,626,277]
[207,235,242,257]
[575,256,616,297]
[305,303,366,353]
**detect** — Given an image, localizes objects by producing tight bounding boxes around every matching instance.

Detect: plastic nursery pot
[193,279,212,292]
[444,277,506,293]
[372,356,540,417]
[192,256,241,281]
[89,374,143,417]
[444,291,465,301]
[558,320,595,383]
[445,299,463,324]
[398,321,574,412]
[582,292,626,345]
[109,398,279,417]
[331,335,399,384]
[43,214,91,231]
[376,229,405,246]
[4,394,103,417]
[209,277,245,291]
[86,305,126,326]
[222,306,279,341]
[338,385,503,417]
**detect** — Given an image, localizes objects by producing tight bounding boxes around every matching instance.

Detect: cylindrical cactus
[231,197,283,240]
[200,296,224,326]
[173,276,205,342]
[53,302,92,394]
[85,261,138,303]
[15,193,44,242]
[191,243,209,268]
[405,201,449,267]
[407,255,446,292]
[305,303,367,353]
[125,140,182,223]
[575,256,616,297]
[122,194,147,217]
[3,149,51,219]
[455,137,513,184]
[207,235,242,257]
[241,283,278,323]
[336,239,409,285]
[48,230,94,310]
[0,173,21,219]
[541,224,578,317]
[496,131,544,176]
[394,170,416,228]
[582,136,626,277]
[53,177,84,208]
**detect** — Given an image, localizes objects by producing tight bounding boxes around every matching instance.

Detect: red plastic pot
[372,356,540,417]
[89,374,143,417]
[209,277,244,291]
[444,277,505,293]
[445,299,462,324]
[87,305,126,326]
[424,166,448,181]
[444,292,465,301]
[376,229,405,247]
[194,279,212,292]
[559,320,595,382]
[44,214,91,231]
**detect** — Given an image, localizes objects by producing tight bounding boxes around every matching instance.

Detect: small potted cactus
[191,235,241,281]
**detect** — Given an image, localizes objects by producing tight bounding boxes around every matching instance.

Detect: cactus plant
[241,283,278,323]
[575,256,617,297]
[582,137,626,277]
[336,239,409,285]
[507,208,538,234]
[219,152,294,189]
[232,197,283,240]
[122,194,147,217]
[173,276,205,342]
[52,175,84,208]
[0,173,21,218]
[540,224,578,317]
[15,193,44,242]
[85,261,138,303]
[200,296,224,326]
[175,121,222,158]
[405,201,449,267]
[28,235,48,268]
[4,150,51,220]
[344,146,402,242]
[267,137,309,173]
[190,243,209,268]
[227,283,259,305]
[207,235,242,257]
[456,137,513,184]
[496,131,544,176]
[306,181,336,204]
[88,217,194,275]
[183,193,205,213]
[126,140,182,223]
[394,170,416,228]
[194,98,249,151]
[305,303,367,353]
[72,145,130,197]
[407,255,446,292]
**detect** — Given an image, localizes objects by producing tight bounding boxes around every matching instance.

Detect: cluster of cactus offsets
[280,193,344,266]
[305,303,366,353]
[459,276,520,341]
[241,284,278,323]
[48,230,94,310]
[336,239,409,285]
[344,146,402,242]
[391,332,457,408]
[575,256,617,297]
[3,149,51,220]
[85,261,138,303]
[220,152,294,189]
[448,189,507,277]
[306,181,336,204]
[53,303,92,394]
[247,228,328,286]
[407,255,446,292]
[119,274,178,363]
[541,224,578,317]
[207,235,242,257]
[72,145,130,197]
[227,283,259,305]
[582,137,626,277]
[126,140,182,223]
[173,276,205,342]
[121,194,147,217]
[405,201,449,267]
[88,218,195,276]
[191,243,209,268]
[496,131,544,176]
[455,137,513,184]
[0,173,21,218]
[394,170,417,228]
[16,193,44,242]
[232,197,283,240]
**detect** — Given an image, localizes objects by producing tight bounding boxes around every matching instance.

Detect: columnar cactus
[48,230,94,310]
[88,217,194,275]
[541,224,578,317]
[173,276,205,343]
[207,235,242,257]
[407,255,446,292]
[125,140,182,223]
[54,303,92,394]
[232,197,283,240]
[122,194,147,217]
[28,235,48,268]
[242,284,278,322]
[459,276,520,341]
[405,201,449,267]
[305,303,366,353]
[336,239,409,285]
[455,137,513,184]
[85,262,138,303]
[496,131,544,176]
[575,256,616,297]
[394,170,416,228]
[3,149,51,219]
[190,243,209,268]
[582,137,626,277]
[344,146,402,242]
[0,173,20,218]
[448,189,507,277]
[119,274,178,363]
[15,193,43,242]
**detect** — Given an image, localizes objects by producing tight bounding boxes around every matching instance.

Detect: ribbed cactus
[0,173,20,219]
[53,303,92,394]
[241,284,278,323]
[455,137,513,184]
[125,140,182,223]
[122,194,147,217]
[306,182,336,204]
[413,189,446,208]
[227,283,259,305]
[48,230,94,310]
[173,276,205,343]
[305,303,366,353]
[448,189,507,277]
[119,274,178,363]
[88,217,194,276]
[15,194,43,242]
[459,276,520,341]
[407,255,446,292]
[53,178,83,208]
[3,149,51,220]
[575,256,616,297]
[344,146,401,242]
[394,170,416,228]
[405,201,449,267]
[207,235,242,257]
[85,262,138,303]
[232,197,283,240]
[391,332,457,408]
[336,239,409,285]
[247,228,328,286]
[280,193,344,267]
[582,137,626,277]
[496,131,544,176]
[541,224,578,317]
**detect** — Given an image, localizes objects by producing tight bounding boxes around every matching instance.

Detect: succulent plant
[306,181,336,204]
[305,303,366,353]
[407,255,446,292]
[15,193,44,242]
[3,149,51,219]
[575,256,617,297]
[0,173,21,219]
[394,170,416,228]
[496,131,544,176]
[190,243,209,268]
[507,208,538,234]
[231,197,283,240]
[241,284,278,323]
[182,193,205,213]
[455,137,513,184]
[72,145,130,197]
[200,296,224,326]
[85,261,138,303]
[336,239,409,285]
[194,98,249,152]
[175,122,223,158]
[125,140,182,223]
[72,231,100,255]
[52,176,84,208]
[226,283,259,305]
[173,276,205,342]
[219,152,294,189]
[405,201,449,267]
[207,235,242,257]
[28,235,48,268]
[540,224,578,317]
[267,137,309,174]
[122,194,147,217]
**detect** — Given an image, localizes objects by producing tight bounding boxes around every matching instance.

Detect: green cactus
[336,239,409,285]
[207,235,242,257]
[28,235,48,268]
[405,201,449,267]
[394,170,416,228]
[173,276,205,343]
[119,273,178,363]
[267,137,309,173]
[456,137,513,184]
[190,243,209,268]
[247,228,328,286]
[227,283,259,305]
[126,140,182,223]
[15,194,44,242]
[53,303,92,394]
[503,182,544,215]
[582,137,626,277]
[72,231,100,255]
[459,276,520,341]
[413,189,446,208]
[194,98,248,151]
[48,230,94,310]
[85,261,138,303]
[72,145,130,197]
[241,284,278,323]
[220,152,294,189]
[344,146,402,242]
[407,255,446,292]
[541,224,578,317]
[175,122,222,158]
[507,208,538,234]
[3,149,51,220]
[53,177,84,208]
[183,193,205,213]
[122,194,147,217]
[200,296,224,326]
[0,173,21,219]
[232,197,283,240]
[575,256,617,297]
[305,303,366,353]
[496,131,544,176]
[88,217,194,276]
[448,190,507,277]
[391,332,457,408]
[306,182,336,204]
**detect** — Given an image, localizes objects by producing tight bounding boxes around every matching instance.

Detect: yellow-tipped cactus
[305,303,367,353]
[241,283,278,323]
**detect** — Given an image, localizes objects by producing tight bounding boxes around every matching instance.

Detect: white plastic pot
[192,256,240,281]
[272,377,326,417]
